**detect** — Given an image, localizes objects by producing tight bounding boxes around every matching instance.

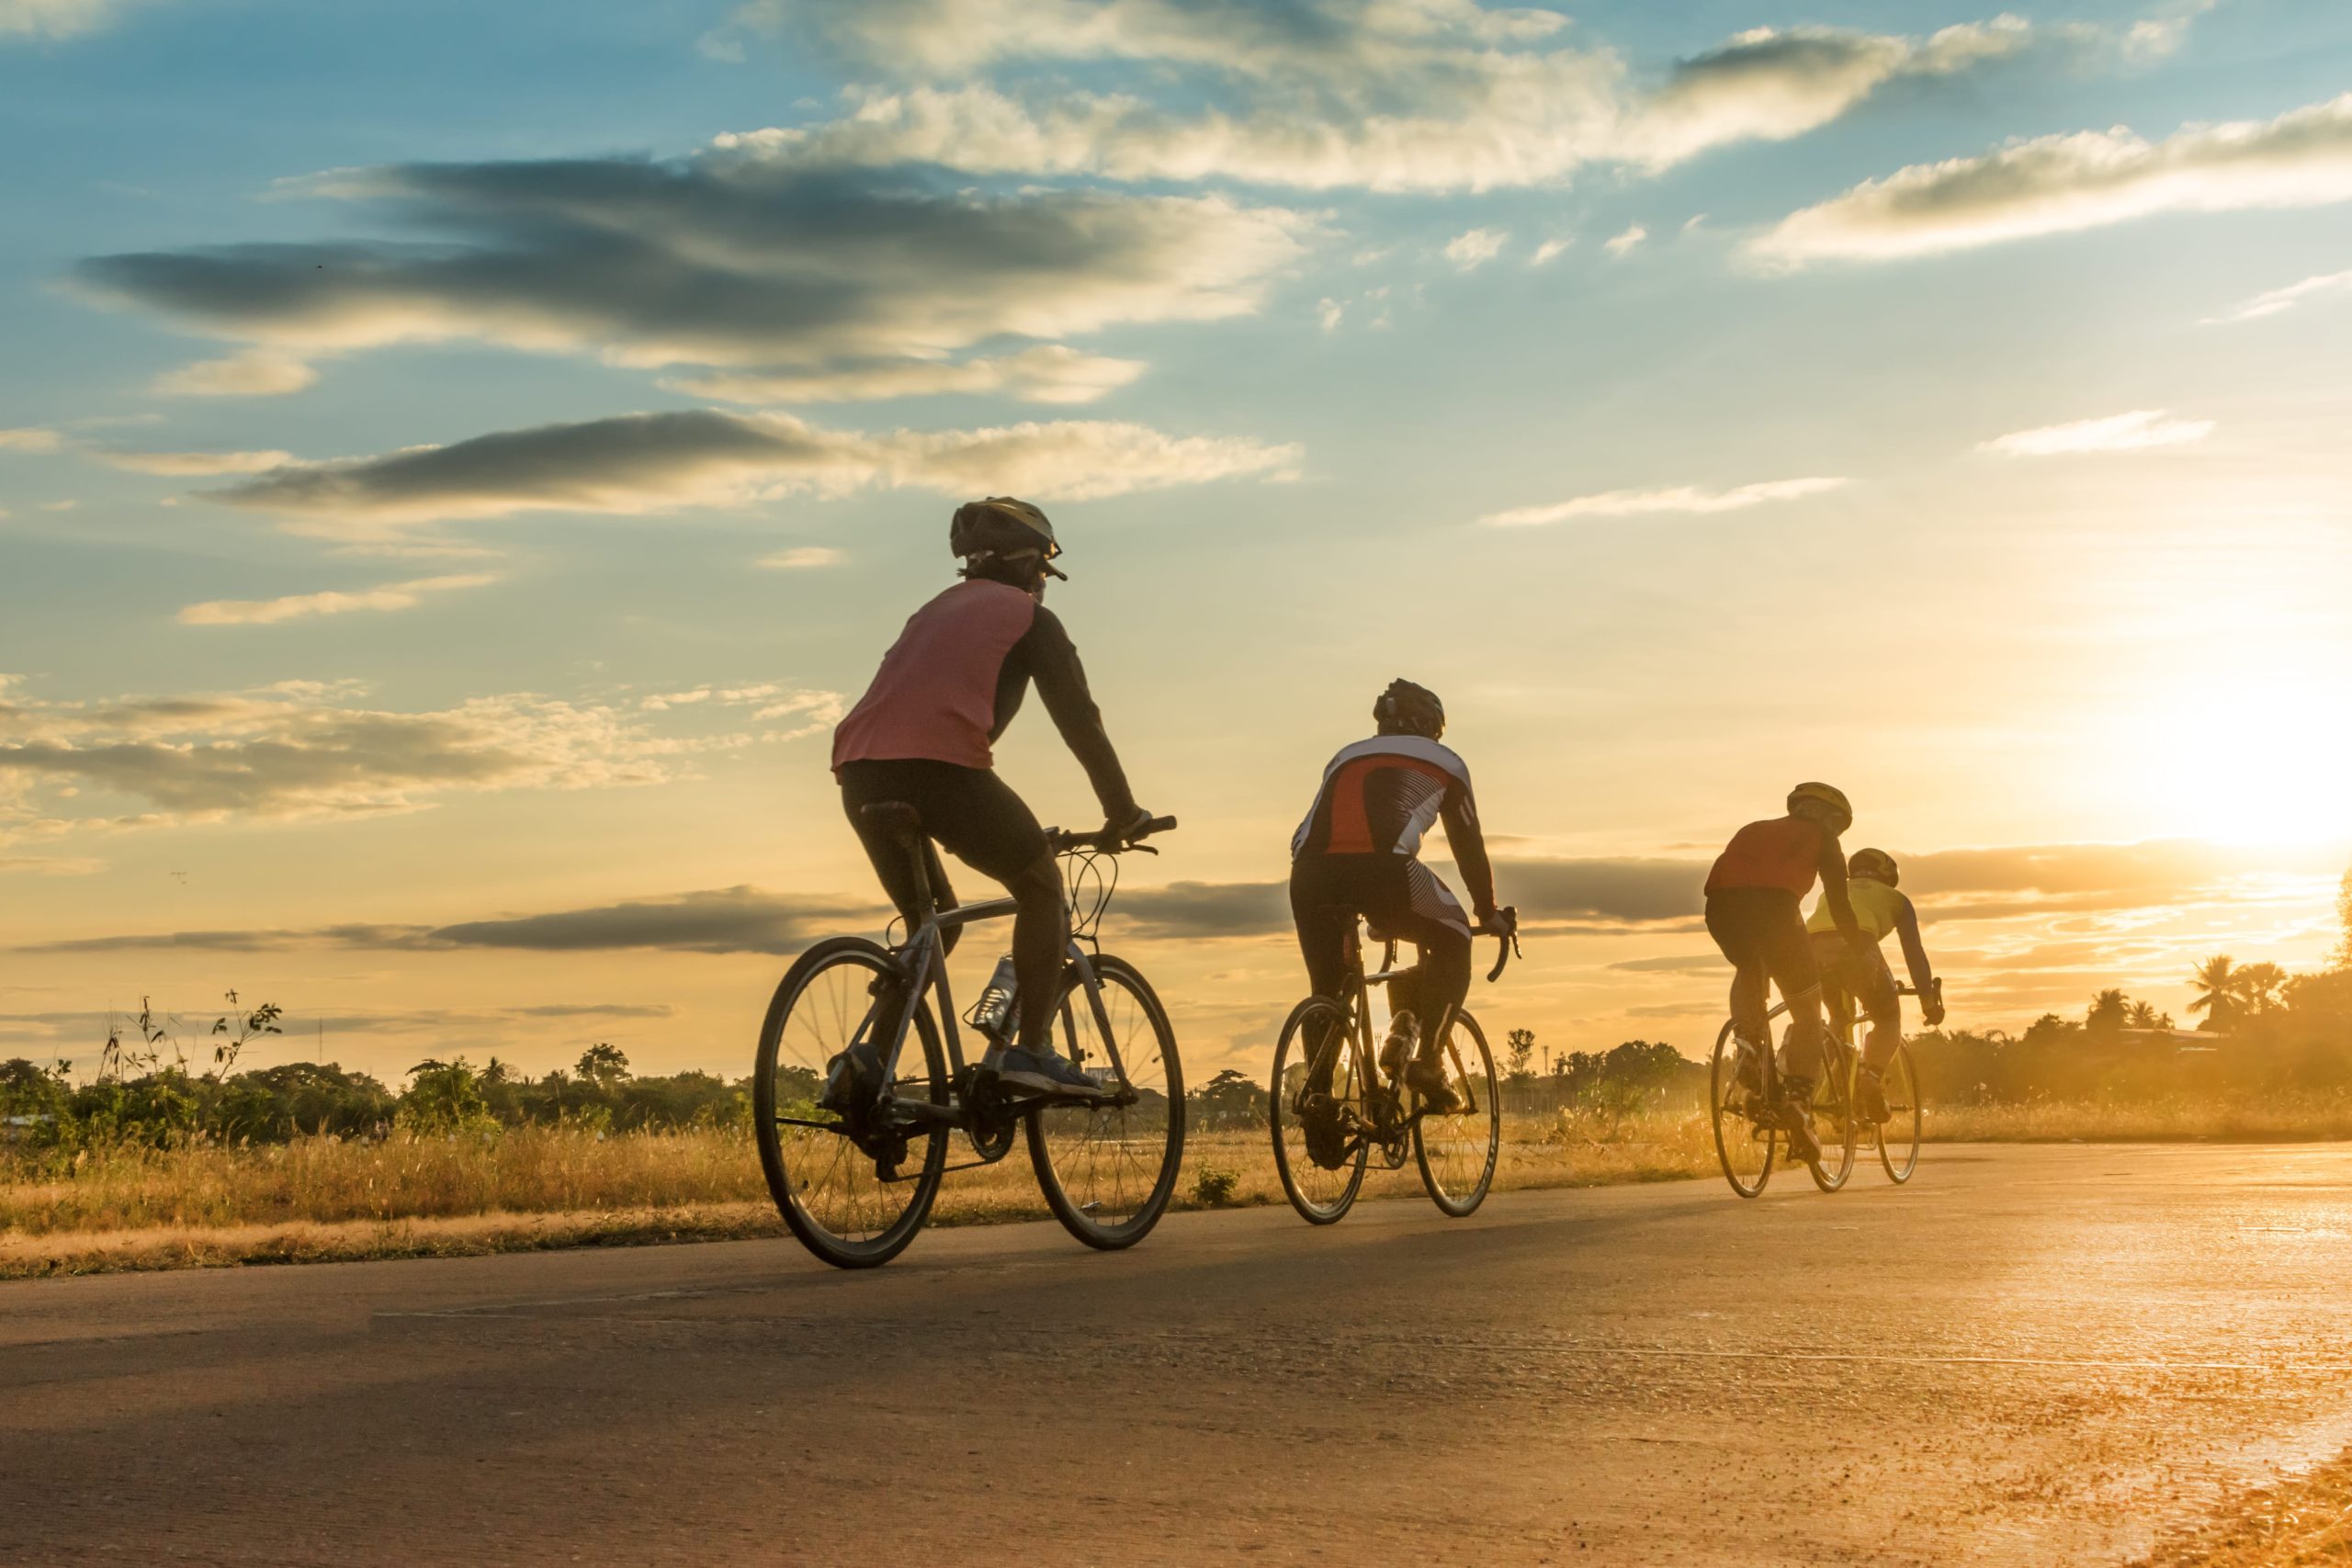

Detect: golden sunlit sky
[2,0,2347,1084]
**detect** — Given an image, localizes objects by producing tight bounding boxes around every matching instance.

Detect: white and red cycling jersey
[1290,735,1495,936]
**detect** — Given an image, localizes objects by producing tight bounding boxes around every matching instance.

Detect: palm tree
[2187,955,2242,1032]
[2124,999,2162,1032]
[2086,989,2129,1035]
[2236,962,2288,1014]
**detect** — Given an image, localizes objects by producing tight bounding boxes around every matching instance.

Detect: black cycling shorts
[1704,887,1819,1001]
[838,760,1049,919]
[1811,931,1899,1026]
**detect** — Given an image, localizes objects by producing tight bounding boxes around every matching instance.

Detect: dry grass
[2141,1448,2352,1566]
[1927,1095,2352,1145]
[7,1095,2350,1279]
[0,1113,1724,1278]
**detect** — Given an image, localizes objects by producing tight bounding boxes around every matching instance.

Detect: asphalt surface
[6,1145,2352,1566]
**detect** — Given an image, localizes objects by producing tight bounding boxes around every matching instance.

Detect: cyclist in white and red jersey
[1290,679,1510,1112]
[830,497,1154,1103]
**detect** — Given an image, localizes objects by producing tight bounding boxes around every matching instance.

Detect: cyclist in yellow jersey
[1804,848,1945,1123]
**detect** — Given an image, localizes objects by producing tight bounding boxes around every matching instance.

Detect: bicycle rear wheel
[1269,996,1370,1224]
[1710,1021,1774,1198]
[1414,1010,1498,1217]
[1027,954,1185,1250]
[753,936,948,1269]
[1877,1043,1922,1183]
[1807,1038,1860,1193]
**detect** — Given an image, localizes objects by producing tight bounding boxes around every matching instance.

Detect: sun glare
[2128,671,2352,847]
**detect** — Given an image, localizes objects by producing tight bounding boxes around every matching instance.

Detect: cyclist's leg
[1856,947,1901,1070]
[1288,857,1354,1092]
[1764,908,1826,1081]
[1379,863,1474,1105]
[839,761,959,945]
[1704,892,1771,1047]
[912,766,1062,1052]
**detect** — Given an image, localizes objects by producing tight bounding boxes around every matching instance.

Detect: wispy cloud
[207,410,1302,533]
[1751,89,2352,265]
[1483,476,1848,527]
[0,0,153,41]
[1530,237,1572,266]
[0,427,62,453]
[665,345,1146,407]
[756,546,843,570]
[1603,222,1648,258]
[719,8,2038,193]
[101,448,291,476]
[1977,409,2213,457]
[150,348,318,398]
[176,573,496,626]
[75,158,1309,400]
[2206,268,2352,324]
[0,677,687,822]
[1442,227,1509,270]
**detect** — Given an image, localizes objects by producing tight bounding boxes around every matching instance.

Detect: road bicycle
[1709,979,1928,1199]
[753,805,1183,1269]
[1267,908,1520,1224]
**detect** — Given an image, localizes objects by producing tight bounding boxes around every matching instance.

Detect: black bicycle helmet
[1374,678,1445,739]
[949,496,1065,579]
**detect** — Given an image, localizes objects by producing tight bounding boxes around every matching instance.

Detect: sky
[2,0,2348,1085]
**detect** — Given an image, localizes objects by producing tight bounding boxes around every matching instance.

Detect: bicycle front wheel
[1269,996,1370,1224]
[753,936,948,1269]
[1710,1021,1774,1199]
[1877,1043,1922,1183]
[1027,954,1185,1250]
[1414,1010,1498,1217]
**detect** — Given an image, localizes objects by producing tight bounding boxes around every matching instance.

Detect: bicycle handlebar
[1480,906,1521,984]
[1046,815,1178,856]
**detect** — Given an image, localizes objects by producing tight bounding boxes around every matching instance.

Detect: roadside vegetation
[6,882,2350,1278]
[2141,1444,2352,1566]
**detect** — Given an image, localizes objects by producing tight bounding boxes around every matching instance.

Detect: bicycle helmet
[950,496,1065,580]
[1848,847,1898,886]
[1786,781,1852,834]
[1374,679,1445,739]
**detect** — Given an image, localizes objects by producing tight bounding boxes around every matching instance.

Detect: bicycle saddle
[860,801,924,839]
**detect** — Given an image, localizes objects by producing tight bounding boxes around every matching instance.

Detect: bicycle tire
[1414,1010,1498,1217]
[1710,1020,1775,1199]
[1877,1042,1922,1184]
[1807,1039,1859,1193]
[1026,954,1185,1250]
[753,936,948,1269]
[1269,996,1370,1224]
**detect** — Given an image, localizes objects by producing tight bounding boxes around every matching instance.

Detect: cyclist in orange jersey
[1702,782,1867,1168]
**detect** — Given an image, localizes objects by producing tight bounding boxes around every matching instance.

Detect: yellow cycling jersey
[1806,876,1905,942]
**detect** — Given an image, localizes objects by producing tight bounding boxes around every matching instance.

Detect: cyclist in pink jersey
[830,498,1154,1103]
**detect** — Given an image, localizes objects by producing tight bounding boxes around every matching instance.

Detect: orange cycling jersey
[1705,816,1826,897]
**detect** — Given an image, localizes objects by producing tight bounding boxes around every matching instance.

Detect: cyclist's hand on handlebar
[1922,978,1946,1028]
[1476,906,1518,939]
[1108,804,1156,840]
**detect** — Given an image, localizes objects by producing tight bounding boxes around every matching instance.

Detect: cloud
[0,427,62,453]
[176,572,497,626]
[0,677,687,821]
[1751,89,2352,265]
[1977,409,2212,457]
[433,887,876,955]
[0,0,147,40]
[1530,237,1572,265]
[756,546,843,570]
[75,158,1310,394]
[721,6,2037,192]
[1442,227,1508,270]
[150,348,319,398]
[1625,18,2030,168]
[1114,879,1289,940]
[2206,267,2352,324]
[1482,476,1848,527]
[207,409,1302,532]
[665,344,1147,406]
[100,448,293,476]
[1602,222,1647,257]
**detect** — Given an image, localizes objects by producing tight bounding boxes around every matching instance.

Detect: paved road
[6,1145,2352,1566]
